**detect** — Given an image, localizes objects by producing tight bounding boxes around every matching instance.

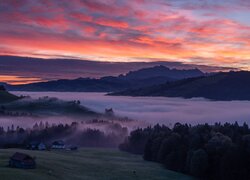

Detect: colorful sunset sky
[0,0,250,84]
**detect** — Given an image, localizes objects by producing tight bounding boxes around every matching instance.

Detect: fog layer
[12,92,250,126]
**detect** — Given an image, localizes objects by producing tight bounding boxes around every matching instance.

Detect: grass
[0,148,193,180]
[0,90,20,104]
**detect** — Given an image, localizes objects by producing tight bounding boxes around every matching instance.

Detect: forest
[119,122,250,180]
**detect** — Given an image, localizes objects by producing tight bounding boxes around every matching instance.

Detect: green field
[0,148,193,180]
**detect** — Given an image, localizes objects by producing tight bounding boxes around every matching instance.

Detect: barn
[9,152,36,169]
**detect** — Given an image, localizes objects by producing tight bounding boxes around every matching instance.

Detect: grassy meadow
[0,148,193,180]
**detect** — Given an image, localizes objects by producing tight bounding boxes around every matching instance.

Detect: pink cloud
[0,0,250,70]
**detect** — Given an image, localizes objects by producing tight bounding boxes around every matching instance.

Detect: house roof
[11,152,34,161]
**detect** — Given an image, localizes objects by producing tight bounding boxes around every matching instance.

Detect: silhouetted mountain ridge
[119,65,204,80]
[6,66,205,92]
[110,71,250,100]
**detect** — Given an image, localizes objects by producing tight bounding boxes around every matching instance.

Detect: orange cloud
[0,75,42,85]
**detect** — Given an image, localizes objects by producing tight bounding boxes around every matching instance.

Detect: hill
[0,86,20,104]
[6,66,204,92]
[6,78,129,92]
[0,148,193,180]
[110,71,250,101]
[2,96,97,117]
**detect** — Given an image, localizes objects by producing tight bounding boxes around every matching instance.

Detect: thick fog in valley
[11,92,250,126]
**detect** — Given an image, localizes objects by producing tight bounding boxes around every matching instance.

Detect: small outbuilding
[66,145,78,151]
[9,152,36,169]
[38,142,46,150]
[27,141,39,150]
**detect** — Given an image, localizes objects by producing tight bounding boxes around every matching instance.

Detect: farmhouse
[9,152,36,169]
[51,140,65,149]
[27,141,47,150]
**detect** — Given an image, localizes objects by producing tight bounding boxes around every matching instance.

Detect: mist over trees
[119,122,250,179]
[0,121,128,148]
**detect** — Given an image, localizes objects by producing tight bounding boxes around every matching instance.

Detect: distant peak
[153,65,170,70]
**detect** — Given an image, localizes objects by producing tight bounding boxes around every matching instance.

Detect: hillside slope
[3,97,97,117]
[110,71,250,101]
[0,86,19,104]
[0,148,193,180]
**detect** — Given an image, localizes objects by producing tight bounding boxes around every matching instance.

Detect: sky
[0,0,250,84]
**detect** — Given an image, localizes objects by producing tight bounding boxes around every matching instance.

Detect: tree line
[0,121,128,148]
[119,122,250,180]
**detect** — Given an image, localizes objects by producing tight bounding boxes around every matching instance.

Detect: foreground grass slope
[0,148,193,180]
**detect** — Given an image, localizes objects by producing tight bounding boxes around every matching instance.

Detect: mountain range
[110,71,250,101]
[2,65,250,100]
[6,65,204,92]
[0,55,234,82]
